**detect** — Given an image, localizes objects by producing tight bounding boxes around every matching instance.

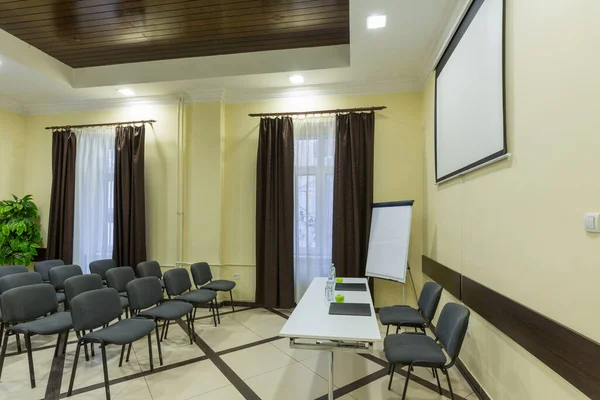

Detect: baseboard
[455,358,492,400]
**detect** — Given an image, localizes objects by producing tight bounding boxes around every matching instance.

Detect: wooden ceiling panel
[0,0,349,68]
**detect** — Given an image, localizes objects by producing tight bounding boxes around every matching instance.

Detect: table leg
[328,351,334,400]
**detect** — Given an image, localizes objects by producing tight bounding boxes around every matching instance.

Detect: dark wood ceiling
[0,0,349,68]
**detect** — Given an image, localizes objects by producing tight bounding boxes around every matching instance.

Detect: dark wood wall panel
[462,276,600,399]
[0,0,349,68]
[422,255,462,299]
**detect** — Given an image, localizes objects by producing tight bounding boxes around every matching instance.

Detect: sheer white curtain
[293,116,336,302]
[73,128,116,273]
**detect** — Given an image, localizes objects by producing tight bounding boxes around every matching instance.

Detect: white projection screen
[435,0,506,183]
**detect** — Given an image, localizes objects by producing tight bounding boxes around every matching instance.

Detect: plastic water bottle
[330,263,336,282]
[325,280,334,302]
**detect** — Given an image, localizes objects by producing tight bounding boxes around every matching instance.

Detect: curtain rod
[44,119,156,130]
[248,106,386,117]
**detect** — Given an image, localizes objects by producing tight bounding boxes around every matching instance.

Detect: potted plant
[0,194,42,266]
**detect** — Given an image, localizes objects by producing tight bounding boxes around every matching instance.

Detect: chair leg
[90,331,95,358]
[160,320,167,341]
[0,331,9,381]
[147,334,154,372]
[434,368,442,394]
[192,307,197,322]
[125,343,132,363]
[118,345,125,367]
[216,300,221,324]
[211,301,218,327]
[388,364,395,390]
[396,326,400,334]
[0,323,3,346]
[62,330,70,355]
[401,365,412,400]
[100,343,111,400]
[67,341,82,396]
[54,332,62,358]
[155,324,163,366]
[230,290,235,312]
[16,332,22,354]
[444,368,455,400]
[187,315,193,345]
[25,334,36,388]
[164,320,170,340]
[385,325,389,336]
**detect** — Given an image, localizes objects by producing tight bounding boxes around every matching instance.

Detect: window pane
[297,175,317,248]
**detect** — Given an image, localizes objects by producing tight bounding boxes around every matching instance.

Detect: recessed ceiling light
[367,15,386,29]
[117,88,135,96]
[289,75,304,84]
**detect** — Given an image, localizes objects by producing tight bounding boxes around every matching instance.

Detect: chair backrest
[0,265,29,278]
[0,272,43,294]
[64,274,104,305]
[137,261,162,279]
[49,265,83,291]
[163,268,191,297]
[190,262,212,287]
[34,259,65,281]
[417,282,443,323]
[70,288,123,331]
[127,277,163,311]
[89,259,118,281]
[106,266,136,293]
[436,303,470,361]
[0,284,58,323]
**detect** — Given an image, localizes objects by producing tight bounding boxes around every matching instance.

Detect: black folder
[335,283,367,292]
[328,302,372,317]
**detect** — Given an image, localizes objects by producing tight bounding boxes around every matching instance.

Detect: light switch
[584,213,599,233]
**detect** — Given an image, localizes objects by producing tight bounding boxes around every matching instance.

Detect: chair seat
[56,292,66,304]
[384,333,446,366]
[120,296,129,309]
[178,289,217,304]
[11,312,73,335]
[139,301,193,320]
[84,319,155,345]
[379,306,425,327]
[203,280,235,292]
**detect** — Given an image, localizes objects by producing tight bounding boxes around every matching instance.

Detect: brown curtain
[255,117,295,308]
[332,112,375,278]
[113,125,147,270]
[47,130,77,264]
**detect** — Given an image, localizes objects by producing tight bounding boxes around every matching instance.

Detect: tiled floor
[0,307,475,400]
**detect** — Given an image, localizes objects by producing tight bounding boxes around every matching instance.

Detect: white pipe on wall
[176,97,185,266]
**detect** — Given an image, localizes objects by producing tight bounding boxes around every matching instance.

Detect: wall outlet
[233,273,241,280]
[584,213,600,233]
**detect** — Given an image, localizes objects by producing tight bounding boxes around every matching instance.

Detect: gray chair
[164,268,219,329]
[384,303,470,400]
[89,259,118,284]
[49,265,83,309]
[0,284,73,388]
[34,259,65,282]
[67,288,157,400]
[64,274,104,361]
[105,267,134,317]
[0,265,28,278]
[191,262,236,313]
[128,276,190,359]
[137,261,165,289]
[379,281,443,336]
[0,272,43,353]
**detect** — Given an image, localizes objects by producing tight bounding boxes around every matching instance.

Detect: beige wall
[222,92,424,305]
[0,108,26,200]
[422,0,598,398]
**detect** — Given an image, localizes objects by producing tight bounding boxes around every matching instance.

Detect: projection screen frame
[434,0,507,183]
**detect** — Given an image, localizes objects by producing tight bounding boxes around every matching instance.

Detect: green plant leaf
[1,225,9,236]
[10,239,20,251]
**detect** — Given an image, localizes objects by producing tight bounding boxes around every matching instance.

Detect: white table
[279,277,382,400]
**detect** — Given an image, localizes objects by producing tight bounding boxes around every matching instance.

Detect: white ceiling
[0,0,469,115]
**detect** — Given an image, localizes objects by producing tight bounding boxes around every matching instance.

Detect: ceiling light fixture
[117,88,135,96]
[289,75,304,84]
[367,15,386,29]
